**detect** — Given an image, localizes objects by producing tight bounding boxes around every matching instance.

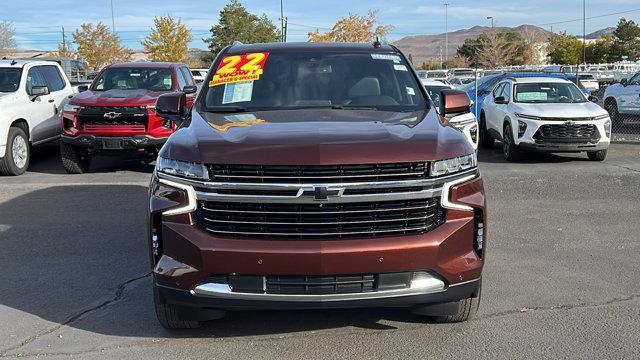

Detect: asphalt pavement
[0,142,639,359]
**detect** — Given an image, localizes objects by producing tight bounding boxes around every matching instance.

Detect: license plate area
[103,139,123,150]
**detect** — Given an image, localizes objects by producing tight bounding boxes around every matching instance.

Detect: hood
[70,89,169,107]
[161,108,473,165]
[512,101,608,118]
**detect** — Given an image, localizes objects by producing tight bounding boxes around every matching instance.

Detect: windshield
[202,51,426,112]
[514,82,587,103]
[427,72,446,78]
[423,86,450,107]
[0,68,22,92]
[92,67,173,91]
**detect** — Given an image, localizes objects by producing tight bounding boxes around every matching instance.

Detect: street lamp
[444,3,449,62]
[486,16,494,29]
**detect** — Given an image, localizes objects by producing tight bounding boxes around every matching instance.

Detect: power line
[536,7,640,27]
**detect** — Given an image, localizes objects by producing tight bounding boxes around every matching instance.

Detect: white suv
[479,77,611,161]
[603,72,640,127]
[0,60,75,175]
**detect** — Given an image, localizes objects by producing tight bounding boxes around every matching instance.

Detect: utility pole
[110,0,115,33]
[487,16,494,29]
[280,0,285,42]
[61,26,66,52]
[284,17,288,42]
[582,0,586,65]
[444,3,449,63]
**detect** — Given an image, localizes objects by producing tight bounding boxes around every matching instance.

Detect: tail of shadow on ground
[0,185,437,342]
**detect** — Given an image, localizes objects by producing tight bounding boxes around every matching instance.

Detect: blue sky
[5,0,640,50]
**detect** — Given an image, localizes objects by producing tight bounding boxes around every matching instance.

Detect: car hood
[160,108,473,165]
[70,89,170,107]
[513,102,608,118]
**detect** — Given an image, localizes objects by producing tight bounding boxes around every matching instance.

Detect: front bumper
[514,118,610,152]
[61,134,168,150]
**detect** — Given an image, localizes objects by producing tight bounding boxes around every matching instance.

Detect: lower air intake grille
[533,124,600,144]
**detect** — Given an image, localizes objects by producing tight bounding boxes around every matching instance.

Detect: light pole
[486,16,494,29]
[582,0,586,65]
[444,3,449,63]
[280,0,285,42]
[110,0,115,33]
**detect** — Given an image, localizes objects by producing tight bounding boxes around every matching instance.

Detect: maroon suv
[149,42,486,329]
[60,62,197,173]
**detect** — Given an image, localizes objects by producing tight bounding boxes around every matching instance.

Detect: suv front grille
[208,162,429,184]
[533,124,600,144]
[78,106,149,131]
[194,198,446,238]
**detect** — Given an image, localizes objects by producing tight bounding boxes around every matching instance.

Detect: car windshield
[0,68,22,92]
[427,72,446,78]
[514,82,587,103]
[92,67,173,91]
[202,51,426,112]
[423,86,450,106]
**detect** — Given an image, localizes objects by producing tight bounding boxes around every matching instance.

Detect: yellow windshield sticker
[209,52,269,87]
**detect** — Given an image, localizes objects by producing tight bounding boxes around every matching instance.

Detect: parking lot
[0,142,637,359]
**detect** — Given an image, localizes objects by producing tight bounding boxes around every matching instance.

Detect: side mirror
[183,85,198,94]
[30,86,49,99]
[77,85,89,92]
[156,92,188,126]
[588,95,599,103]
[620,78,628,86]
[440,89,471,117]
[494,96,508,104]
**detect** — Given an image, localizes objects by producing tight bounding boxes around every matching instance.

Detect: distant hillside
[392,24,553,66]
[586,27,615,40]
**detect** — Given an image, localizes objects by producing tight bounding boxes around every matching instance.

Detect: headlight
[156,157,209,180]
[517,120,527,137]
[515,112,541,120]
[63,103,81,113]
[431,153,477,177]
[604,119,611,137]
[594,114,609,120]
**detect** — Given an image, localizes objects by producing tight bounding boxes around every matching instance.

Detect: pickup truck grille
[78,106,149,131]
[194,198,446,238]
[533,124,600,144]
[208,162,429,184]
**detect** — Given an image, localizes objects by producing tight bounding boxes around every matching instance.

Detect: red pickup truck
[60,62,197,173]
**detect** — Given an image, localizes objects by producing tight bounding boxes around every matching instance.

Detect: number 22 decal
[209,52,270,87]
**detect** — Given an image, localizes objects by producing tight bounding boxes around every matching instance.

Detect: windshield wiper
[331,105,378,110]
[206,106,248,113]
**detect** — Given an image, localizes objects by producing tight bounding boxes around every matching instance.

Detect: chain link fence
[592,84,640,143]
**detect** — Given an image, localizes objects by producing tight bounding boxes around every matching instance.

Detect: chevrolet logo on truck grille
[103,112,122,119]
[297,186,345,201]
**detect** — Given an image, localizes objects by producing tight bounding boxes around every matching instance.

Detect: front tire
[60,142,92,174]
[431,294,481,323]
[587,149,607,161]
[479,116,495,149]
[605,99,623,128]
[0,127,30,176]
[153,285,201,329]
[502,125,522,161]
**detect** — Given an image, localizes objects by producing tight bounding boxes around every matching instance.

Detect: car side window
[176,68,187,90]
[40,65,66,92]
[501,82,512,102]
[493,83,505,98]
[26,67,47,94]
[629,73,640,86]
[180,67,195,86]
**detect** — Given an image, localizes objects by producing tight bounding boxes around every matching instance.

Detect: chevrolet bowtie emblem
[297,185,345,201]
[103,112,122,119]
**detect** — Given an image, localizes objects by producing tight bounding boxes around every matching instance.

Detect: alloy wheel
[12,134,28,169]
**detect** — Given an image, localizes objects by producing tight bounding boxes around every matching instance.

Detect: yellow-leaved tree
[73,23,132,70]
[142,16,192,62]
[308,10,392,43]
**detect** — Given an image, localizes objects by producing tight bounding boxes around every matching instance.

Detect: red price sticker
[209,52,270,87]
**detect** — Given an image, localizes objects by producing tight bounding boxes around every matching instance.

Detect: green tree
[143,16,192,62]
[457,37,481,66]
[611,18,640,61]
[418,59,440,70]
[547,32,582,64]
[73,23,132,70]
[204,0,279,59]
[585,34,614,63]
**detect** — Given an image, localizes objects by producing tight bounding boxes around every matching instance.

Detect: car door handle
[48,99,55,103]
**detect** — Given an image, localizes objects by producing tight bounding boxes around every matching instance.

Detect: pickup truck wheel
[502,125,522,161]
[479,117,495,149]
[605,99,623,127]
[0,127,30,176]
[587,149,607,161]
[153,285,201,329]
[427,281,481,323]
[60,142,92,174]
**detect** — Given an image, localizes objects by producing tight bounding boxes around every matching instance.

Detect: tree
[204,0,279,59]
[457,37,481,66]
[73,23,132,70]
[547,32,582,64]
[611,18,640,61]
[418,59,440,70]
[442,56,469,69]
[57,40,75,58]
[520,27,546,64]
[142,16,192,62]
[0,21,16,57]
[308,10,393,42]
[585,34,614,63]
[475,29,520,68]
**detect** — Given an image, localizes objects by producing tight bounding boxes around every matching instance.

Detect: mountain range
[392,24,614,66]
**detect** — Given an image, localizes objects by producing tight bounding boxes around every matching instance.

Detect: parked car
[449,76,475,88]
[422,80,478,150]
[447,68,475,78]
[425,70,448,81]
[603,72,640,127]
[149,42,486,328]
[0,59,76,175]
[480,77,610,161]
[577,73,599,92]
[190,69,208,83]
[60,62,197,174]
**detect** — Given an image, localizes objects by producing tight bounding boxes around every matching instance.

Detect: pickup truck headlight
[431,153,477,177]
[63,103,81,113]
[156,157,209,180]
